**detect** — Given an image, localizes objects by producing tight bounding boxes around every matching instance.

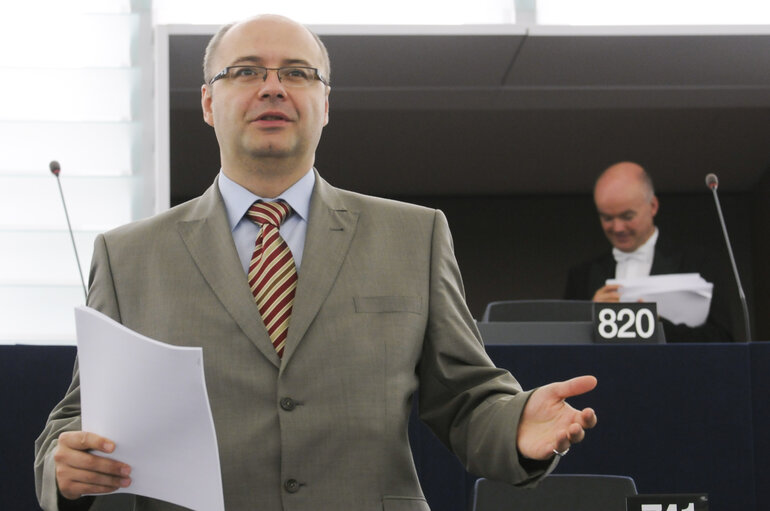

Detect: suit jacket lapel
[281,174,358,367]
[176,182,281,367]
[650,236,683,275]
[589,252,616,292]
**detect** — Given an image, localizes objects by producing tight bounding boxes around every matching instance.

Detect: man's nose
[257,70,287,98]
[610,219,626,232]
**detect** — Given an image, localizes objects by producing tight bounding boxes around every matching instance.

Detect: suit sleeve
[33,234,123,511]
[416,210,555,486]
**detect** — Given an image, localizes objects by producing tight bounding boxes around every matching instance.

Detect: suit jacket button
[280,397,296,411]
[284,479,300,493]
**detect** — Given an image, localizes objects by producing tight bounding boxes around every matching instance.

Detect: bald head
[203,14,331,85]
[595,161,654,201]
[594,161,659,253]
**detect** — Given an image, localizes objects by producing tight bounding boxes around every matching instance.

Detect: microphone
[705,173,751,341]
[50,160,88,302]
[705,172,718,190]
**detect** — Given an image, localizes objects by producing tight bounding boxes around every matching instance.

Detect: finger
[55,446,131,479]
[55,434,131,479]
[59,431,116,454]
[56,456,132,499]
[56,455,132,500]
[549,375,598,400]
[68,466,131,489]
[59,471,130,500]
[593,291,620,303]
[593,284,619,296]
[554,419,593,455]
[54,441,132,502]
[564,410,597,445]
[553,430,574,455]
[569,420,589,440]
[579,407,598,429]
[60,483,121,501]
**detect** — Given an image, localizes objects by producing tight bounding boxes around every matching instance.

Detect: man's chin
[248,145,294,159]
[611,239,635,253]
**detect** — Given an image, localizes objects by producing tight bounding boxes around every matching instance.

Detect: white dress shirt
[613,228,659,279]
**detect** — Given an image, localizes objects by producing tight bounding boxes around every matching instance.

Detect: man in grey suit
[36,14,598,510]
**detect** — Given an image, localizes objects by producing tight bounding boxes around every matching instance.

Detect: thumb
[548,375,598,400]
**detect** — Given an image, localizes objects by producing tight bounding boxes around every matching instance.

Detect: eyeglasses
[208,65,330,87]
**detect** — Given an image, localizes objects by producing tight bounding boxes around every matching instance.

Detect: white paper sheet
[75,305,224,511]
[606,273,713,327]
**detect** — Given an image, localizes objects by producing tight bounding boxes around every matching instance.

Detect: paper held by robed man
[74,305,224,511]
[607,273,713,327]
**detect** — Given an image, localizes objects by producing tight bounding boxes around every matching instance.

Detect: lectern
[477,299,666,344]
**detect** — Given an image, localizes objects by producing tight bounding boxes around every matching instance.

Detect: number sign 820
[597,307,655,339]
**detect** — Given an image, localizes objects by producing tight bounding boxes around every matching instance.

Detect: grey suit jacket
[35,173,546,511]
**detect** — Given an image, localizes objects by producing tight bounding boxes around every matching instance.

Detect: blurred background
[1,0,768,345]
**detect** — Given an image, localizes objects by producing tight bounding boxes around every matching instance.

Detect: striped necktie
[246,201,297,358]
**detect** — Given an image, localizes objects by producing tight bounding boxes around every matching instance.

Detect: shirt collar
[218,169,315,231]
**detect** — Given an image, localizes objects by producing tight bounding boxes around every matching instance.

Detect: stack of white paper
[606,273,713,327]
[75,305,224,511]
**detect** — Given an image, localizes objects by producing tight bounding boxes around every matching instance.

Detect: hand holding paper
[55,431,132,500]
[592,283,621,302]
[606,273,713,327]
[74,306,224,511]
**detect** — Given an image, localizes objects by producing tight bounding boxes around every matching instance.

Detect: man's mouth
[255,112,290,122]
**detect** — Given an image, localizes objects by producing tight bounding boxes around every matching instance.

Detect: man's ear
[650,195,659,217]
[323,86,330,126]
[201,84,214,127]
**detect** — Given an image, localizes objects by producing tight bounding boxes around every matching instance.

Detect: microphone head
[49,160,61,176]
[705,173,718,190]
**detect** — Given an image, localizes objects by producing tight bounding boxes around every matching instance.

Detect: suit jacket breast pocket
[354,296,422,314]
[381,496,430,511]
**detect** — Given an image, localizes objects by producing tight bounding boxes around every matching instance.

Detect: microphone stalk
[50,161,88,302]
[705,173,751,342]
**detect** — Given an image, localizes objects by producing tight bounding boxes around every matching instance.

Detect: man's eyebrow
[229,56,314,67]
[229,56,262,66]
[282,58,314,67]
[598,209,635,219]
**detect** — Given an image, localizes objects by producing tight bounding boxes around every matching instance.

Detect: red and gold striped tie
[246,201,297,358]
